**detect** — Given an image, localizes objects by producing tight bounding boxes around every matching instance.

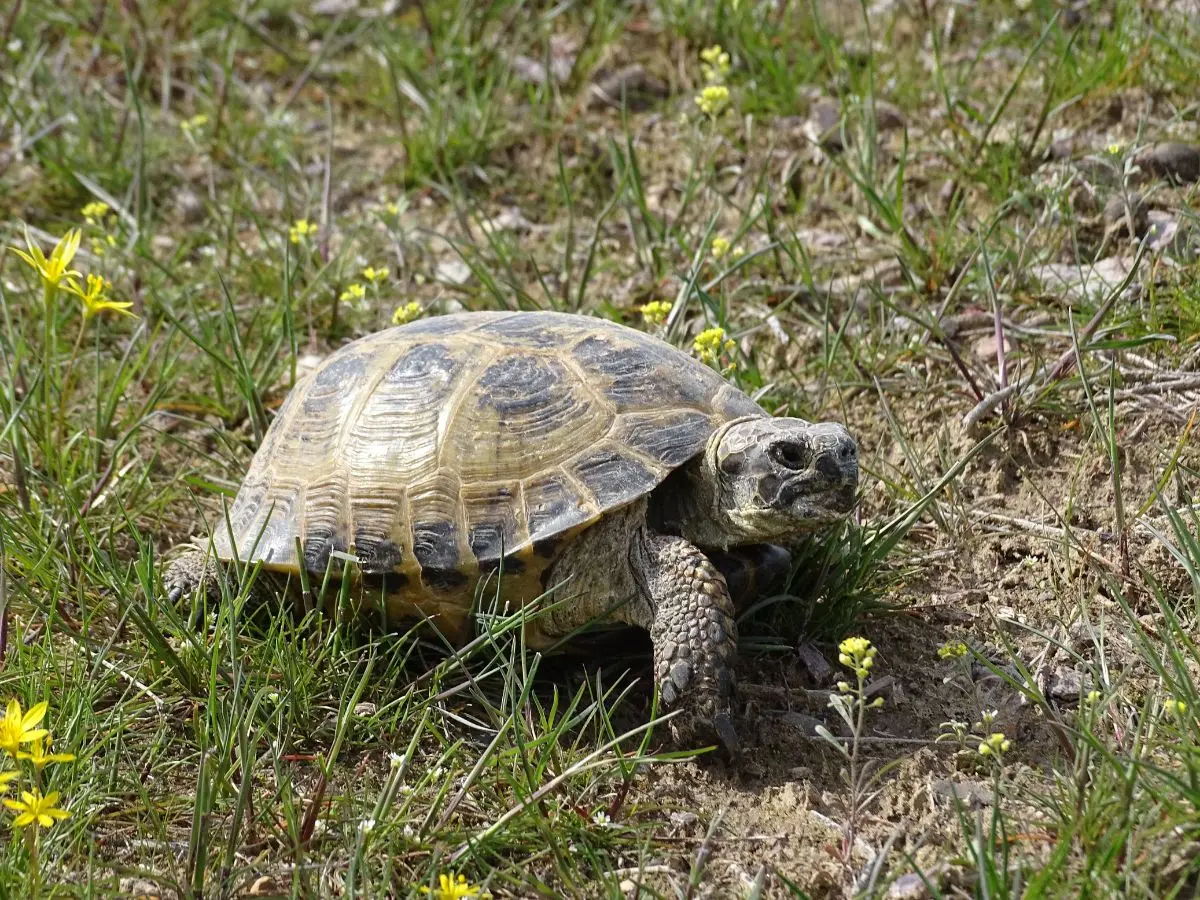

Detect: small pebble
[1102,192,1149,237]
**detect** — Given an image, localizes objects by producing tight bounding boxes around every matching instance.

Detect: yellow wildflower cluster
[10,227,134,320]
[937,640,969,660]
[1165,697,1188,717]
[81,201,109,224]
[1,700,73,830]
[710,235,744,260]
[695,44,733,117]
[362,265,389,283]
[693,326,735,368]
[180,113,209,135]
[419,872,489,899]
[340,283,367,304]
[977,731,1012,757]
[700,45,731,84]
[838,636,876,679]
[289,219,319,244]
[392,301,423,325]
[696,84,730,117]
[639,300,672,326]
[81,201,119,257]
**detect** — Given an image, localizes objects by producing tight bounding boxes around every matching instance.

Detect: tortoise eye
[770,441,807,470]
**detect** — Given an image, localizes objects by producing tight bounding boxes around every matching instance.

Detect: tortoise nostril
[815,451,843,480]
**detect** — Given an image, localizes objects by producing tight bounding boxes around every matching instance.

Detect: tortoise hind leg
[163,548,226,606]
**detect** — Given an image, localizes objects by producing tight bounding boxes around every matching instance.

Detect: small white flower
[398,784,414,795]
[266,691,280,702]
[359,818,376,834]
[430,765,445,780]
[388,752,405,768]
[402,824,415,839]
[592,810,612,827]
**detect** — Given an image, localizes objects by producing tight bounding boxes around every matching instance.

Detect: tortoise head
[703,417,858,542]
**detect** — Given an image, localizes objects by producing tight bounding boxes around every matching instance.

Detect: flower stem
[56,318,89,449]
[26,826,39,900]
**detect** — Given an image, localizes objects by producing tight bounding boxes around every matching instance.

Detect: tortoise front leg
[636,534,739,753]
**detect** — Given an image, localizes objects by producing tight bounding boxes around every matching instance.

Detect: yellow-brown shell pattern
[212,311,765,606]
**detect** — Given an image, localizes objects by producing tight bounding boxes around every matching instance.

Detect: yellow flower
[700,45,731,84]
[977,732,1011,757]
[181,113,209,133]
[0,699,49,757]
[289,219,319,244]
[80,201,110,223]
[362,266,390,283]
[4,789,70,829]
[65,274,136,320]
[1165,698,1188,718]
[16,735,75,769]
[1106,142,1122,156]
[384,200,404,217]
[392,301,423,325]
[937,640,968,660]
[0,770,17,792]
[837,636,877,678]
[419,873,489,899]
[90,233,118,258]
[695,84,730,117]
[693,326,735,367]
[639,300,672,326]
[710,235,740,259]
[339,283,366,303]
[10,227,82,292]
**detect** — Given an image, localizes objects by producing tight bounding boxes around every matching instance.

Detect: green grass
[2,0,1200,895]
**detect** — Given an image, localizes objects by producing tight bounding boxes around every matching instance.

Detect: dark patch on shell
[413,520,466,590]
[572,336,711,411]
[383,342,458,384]
[469,522,523,570]
[618,411,713,466]
[389,315,474,336]
[477,356,568,415]
[571,450,658,507]
[302,531,347,575]
[524,474,583,545]
[477,315,569,347]
[355,538,404,574]
[312,352,367,390]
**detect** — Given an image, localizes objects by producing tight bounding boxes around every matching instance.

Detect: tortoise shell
[213,311,765,629]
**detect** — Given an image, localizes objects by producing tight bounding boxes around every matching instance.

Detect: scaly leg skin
[641,534,740,754]
[163,548,226,606]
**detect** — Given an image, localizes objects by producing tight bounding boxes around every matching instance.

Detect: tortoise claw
[712,712,740,758]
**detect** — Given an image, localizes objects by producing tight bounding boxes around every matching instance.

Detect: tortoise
[165,310,859,748]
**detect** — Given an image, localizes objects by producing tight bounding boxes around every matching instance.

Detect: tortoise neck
[648,453,734,550]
